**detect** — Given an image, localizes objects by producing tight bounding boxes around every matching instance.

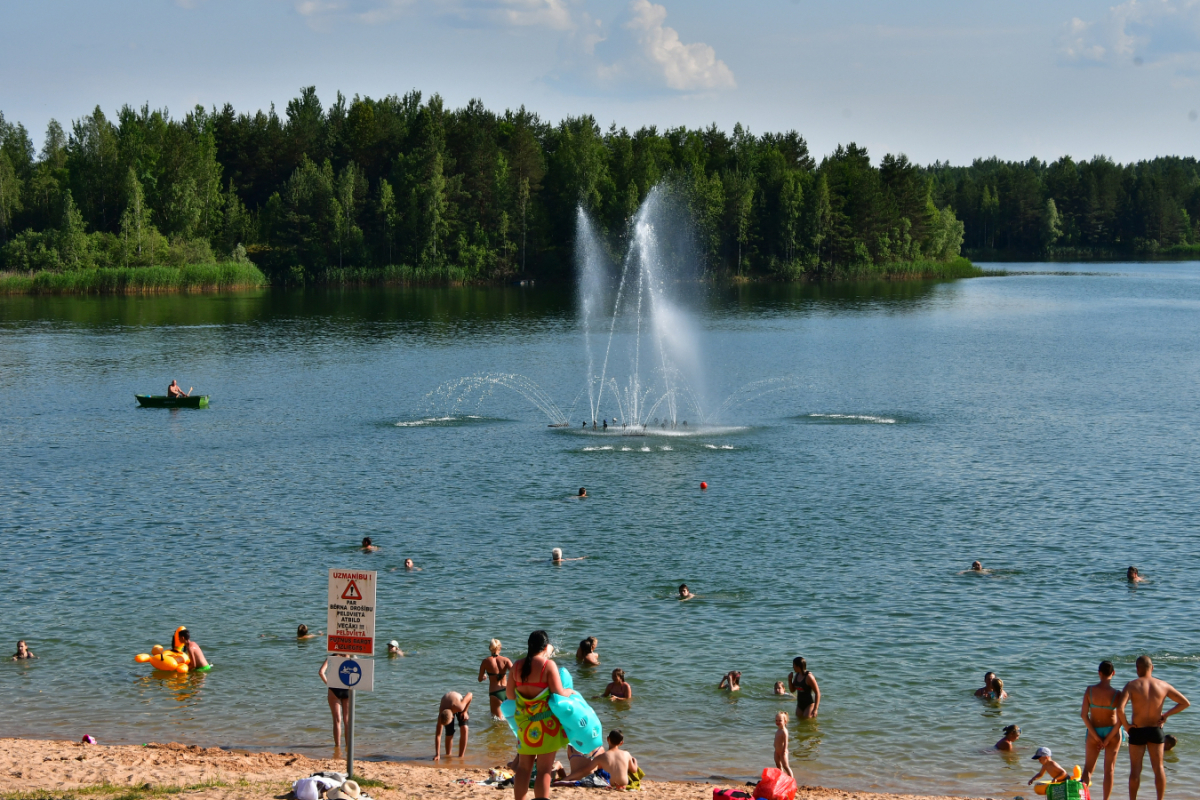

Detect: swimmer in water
[387,640,404,657]
[361,537,379,552]
[1127,566,1144,583]
[404,558,421,571]
[1165,734,1177,752]
[988,677,1008,701]
[176,628,210,669]
[576,637,600,666]
[601,668,633,700]
[975,671,997,697]
[297,624,318,640]
[11,640,36,660]
[996,725,1021,752]
[551,547,585,563]
[603,419,608,430]
[678,583,694,600]
[773,681,788,695]
[971,561,984,571]
[718,671,741,691]
[578,487,587,498]
[478,639,513,718]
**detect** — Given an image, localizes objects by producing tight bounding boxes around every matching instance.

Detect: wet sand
[1,737,981,800]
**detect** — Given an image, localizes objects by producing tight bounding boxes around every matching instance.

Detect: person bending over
[1117,655,1190,800]
[601,669,632,700]
[433,691,472,761]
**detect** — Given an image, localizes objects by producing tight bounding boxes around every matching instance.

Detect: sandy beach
[0,737,983,800]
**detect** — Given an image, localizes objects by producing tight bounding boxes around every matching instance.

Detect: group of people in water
[986,657,1188,800]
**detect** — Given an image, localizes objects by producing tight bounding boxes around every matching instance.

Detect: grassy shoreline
[0,258,994,296]
[0,263,268,295]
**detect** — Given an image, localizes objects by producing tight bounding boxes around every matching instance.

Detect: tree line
[0,88,1021,284]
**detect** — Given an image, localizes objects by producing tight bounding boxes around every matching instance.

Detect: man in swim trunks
[434,691,472,761]
[1117,655,1189,800]
[560,730,640,789]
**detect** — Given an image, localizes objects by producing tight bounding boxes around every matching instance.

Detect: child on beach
[601,668,633,700]
[1028,747,1068,786]
[774,712,792,777]
[995,725,1020,751]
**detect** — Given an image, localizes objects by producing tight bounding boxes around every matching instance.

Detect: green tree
[119,167,153,263]
[57,190,91,268]
[1041,197,1062,250]
[377,178,398,264]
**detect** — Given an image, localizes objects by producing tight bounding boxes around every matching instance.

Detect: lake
[1,263,1198,797]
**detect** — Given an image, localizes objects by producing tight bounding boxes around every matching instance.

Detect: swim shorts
[1129,726,1165,746]
[330,688,349,700]
[445,712,468,737]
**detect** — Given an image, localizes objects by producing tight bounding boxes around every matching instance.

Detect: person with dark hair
[718,671,741,692]
[678,584,694,600]
[361,537,378,552]
[1164,734,1177,752]
[11,640,35,660]
[975,671,997,698]
[559,730,640,789]
[319,659,350,752]
[507,630,570,800]
[1082,661,1123,800]
[790,657,820,718]
[577,487,587,498]
[1127,566,1144,583]
[297,625,317,640]
[1117,655,1190,800]
[970,561,984,572]
[576,637,599,666]
[176,628,209,669]
[601,669,632,700]
[995,725,1021,751]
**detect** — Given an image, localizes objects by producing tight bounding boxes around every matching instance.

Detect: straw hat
[327,781,362,800]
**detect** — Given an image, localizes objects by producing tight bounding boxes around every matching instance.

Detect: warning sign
[327,569,377,655]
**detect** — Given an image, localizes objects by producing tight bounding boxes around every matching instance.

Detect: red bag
[752,768,798,800]
[713,789,752,800]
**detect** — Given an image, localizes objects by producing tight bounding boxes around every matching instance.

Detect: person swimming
[297,624,317,640]
[386,640,404,657]
[718,671,741,691]
[975,671,997,697]
[361,537,379,552]
[988,677,1008,700]
[404,558,421,571]
[971,561,984,571]
[575,637,599,666]
[1127,566,1144,583]
[602,668,633,700]
[551,548,584,563]
[578,487,587,498]
[678,584,694,600]
[773,681,788,695]
[996,725,1021,751]
[11,640,35,660]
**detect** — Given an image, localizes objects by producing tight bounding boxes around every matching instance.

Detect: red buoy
[700,481,708,490]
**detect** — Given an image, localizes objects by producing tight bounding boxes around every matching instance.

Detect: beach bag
[713,789,752,800]
[1045,781,1090,800]
[752,767,797,800]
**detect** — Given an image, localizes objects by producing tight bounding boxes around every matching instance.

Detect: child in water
[773,681,788,695]
[996,725,1020,751]
[774,712,792,777]
[718,671,741,691]
[601,668,633,700]
[1028,747,1068,786]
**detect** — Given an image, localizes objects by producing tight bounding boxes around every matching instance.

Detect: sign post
[327,569,377,779]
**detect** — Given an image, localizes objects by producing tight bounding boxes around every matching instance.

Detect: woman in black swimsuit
[789,657,820,719]
[319,659,351,751]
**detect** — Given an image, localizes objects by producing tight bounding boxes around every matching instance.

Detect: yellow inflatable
[134,629,192,674]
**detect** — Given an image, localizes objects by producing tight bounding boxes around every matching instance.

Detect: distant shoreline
[0,257,992,296]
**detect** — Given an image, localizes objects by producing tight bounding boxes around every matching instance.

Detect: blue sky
[2,0,1199,164]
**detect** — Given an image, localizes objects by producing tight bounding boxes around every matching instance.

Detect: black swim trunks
[330,687,349,700]
[1129,726,1166,746]
[445,711,469,737]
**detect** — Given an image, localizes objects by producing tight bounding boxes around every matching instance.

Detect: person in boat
[478,638,513,718]
[167,380,189,399]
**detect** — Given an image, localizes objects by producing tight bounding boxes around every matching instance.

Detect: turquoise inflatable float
[498,665,604,754]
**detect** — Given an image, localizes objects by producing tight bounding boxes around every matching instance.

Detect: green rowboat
[136,395,209,408]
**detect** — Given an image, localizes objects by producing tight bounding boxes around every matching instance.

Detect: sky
[2,0,1199,165]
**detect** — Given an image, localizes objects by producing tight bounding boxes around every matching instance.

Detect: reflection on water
[3,266,1200,798]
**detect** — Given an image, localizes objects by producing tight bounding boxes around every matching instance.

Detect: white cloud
[493,0,576,30]
[622,0,734,90]
[1059,0,1200,68]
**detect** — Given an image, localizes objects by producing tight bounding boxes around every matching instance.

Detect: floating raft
[136,395,209,408]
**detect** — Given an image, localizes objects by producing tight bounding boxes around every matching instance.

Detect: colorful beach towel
[514,686,569,754]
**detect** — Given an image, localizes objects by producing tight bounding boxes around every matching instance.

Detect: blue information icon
[338,660,362,687]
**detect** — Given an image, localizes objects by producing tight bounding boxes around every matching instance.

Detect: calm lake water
[2,263,1198,798]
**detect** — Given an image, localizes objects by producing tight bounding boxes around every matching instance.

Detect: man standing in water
[1117,655,1190,800]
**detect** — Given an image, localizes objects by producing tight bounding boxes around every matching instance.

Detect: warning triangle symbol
[341,580,363,601]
